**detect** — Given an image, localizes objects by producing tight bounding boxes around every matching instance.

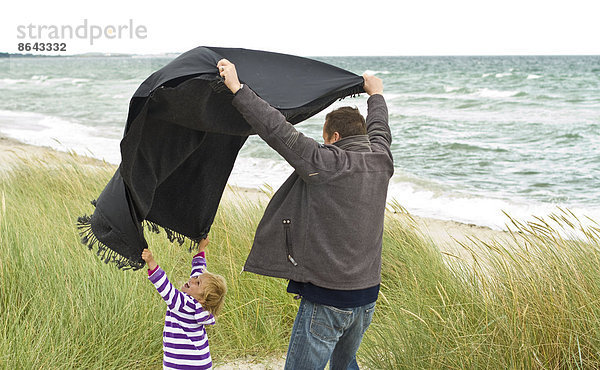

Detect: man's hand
[142,249,158,271]
[217,59,242,94]
[363,73,383,96]
[198,237,209,254]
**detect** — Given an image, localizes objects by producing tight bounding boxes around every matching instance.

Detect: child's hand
[198,237,209,253]
[142,249,158,271]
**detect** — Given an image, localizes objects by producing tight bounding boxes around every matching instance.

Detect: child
[142,238,226,370]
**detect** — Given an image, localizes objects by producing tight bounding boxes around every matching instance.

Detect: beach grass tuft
[1,156,600,369]
[363,209,600,369]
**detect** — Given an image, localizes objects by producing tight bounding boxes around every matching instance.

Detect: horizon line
[3,51,600,58]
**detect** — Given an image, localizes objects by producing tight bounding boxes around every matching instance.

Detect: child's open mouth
[184,283,190,289]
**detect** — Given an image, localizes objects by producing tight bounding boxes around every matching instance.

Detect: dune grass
[1,156,600,369]
[363,208,600,369]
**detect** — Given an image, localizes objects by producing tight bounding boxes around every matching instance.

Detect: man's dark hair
[324,106,366,140]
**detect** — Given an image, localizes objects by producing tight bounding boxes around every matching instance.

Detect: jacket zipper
[282,219,298,266]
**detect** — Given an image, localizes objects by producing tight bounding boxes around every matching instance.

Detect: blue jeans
[284,298,376,370]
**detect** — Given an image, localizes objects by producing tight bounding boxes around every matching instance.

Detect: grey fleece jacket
[232,86,393,290]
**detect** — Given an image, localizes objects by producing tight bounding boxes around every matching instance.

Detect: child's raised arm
[191,238,209,278]
[143,248,214,324]
[142,249,158,271]
[198,237,209,254]
[142,248,185,311]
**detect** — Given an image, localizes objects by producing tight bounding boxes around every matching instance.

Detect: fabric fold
[78,46,365,270]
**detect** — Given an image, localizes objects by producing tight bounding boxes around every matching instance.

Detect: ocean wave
[555,133,583,142]
[455,101,483,109]
[387,178,600,231]
[228,158,600,231]
[512,170,540,176]
[29,75,91,85]
[0,78,26,86]
[443,86,470,94]
[1,55,597,232]
[228,157,600,231]
[0,109,121,164]
[481,71,517,79]
[533,94,558,101]
[404,96,450,103]
[228,156,292,189]
[441,141,509,153]
[0,76,90,88]
[381,93,402,100]
[531,182,552,188]
[474,88,522,98]
[0,78,29,90]
[364,70,391,75]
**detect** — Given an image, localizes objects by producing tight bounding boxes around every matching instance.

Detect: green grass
[362,208,600,369]
[1,156,600,369]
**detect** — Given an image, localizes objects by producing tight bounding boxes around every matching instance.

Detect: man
[218,58,393,369]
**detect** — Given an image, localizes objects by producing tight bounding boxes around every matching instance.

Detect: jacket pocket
[282,219,298,266]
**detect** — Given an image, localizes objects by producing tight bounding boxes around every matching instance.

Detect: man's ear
[331,132,341,143]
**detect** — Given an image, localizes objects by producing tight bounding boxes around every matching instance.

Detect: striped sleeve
[149,267,216,325]
[148,267,194,314]
[191,251,207,277]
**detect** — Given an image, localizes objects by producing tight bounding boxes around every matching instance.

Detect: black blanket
[77,46,364,270]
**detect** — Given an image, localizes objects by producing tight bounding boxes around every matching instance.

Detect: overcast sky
[2,0,599,56]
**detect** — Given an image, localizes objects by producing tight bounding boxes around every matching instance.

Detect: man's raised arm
[362,74,392,154]
[217,59,336,181]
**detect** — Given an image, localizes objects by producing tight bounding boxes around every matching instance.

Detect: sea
[1,55,598,230]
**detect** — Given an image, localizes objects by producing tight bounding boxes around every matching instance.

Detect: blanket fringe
[209,76,233,94]
[77,215,144,270]
[337,85,363,101]
[143,220,203,252]
[144,220,161,234]
[76,211,205,270]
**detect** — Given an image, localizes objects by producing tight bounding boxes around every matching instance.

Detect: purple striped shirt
[149,252,215,369]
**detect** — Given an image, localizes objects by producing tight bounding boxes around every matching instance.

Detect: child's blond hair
[192,271,227,316]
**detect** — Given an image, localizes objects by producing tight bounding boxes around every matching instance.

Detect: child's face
[181,274,208,301]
